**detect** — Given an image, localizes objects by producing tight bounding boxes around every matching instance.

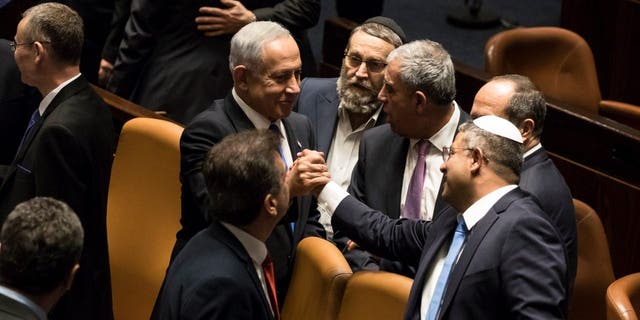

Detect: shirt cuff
[317,181,349,218]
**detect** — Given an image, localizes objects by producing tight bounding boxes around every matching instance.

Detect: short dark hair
[0,197,84,295]
[203,130,283,226]
[493,74,547,138]
[22,3,84,65]
[458,121,524,184]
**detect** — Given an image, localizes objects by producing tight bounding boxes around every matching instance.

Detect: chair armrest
[598,100,640,130]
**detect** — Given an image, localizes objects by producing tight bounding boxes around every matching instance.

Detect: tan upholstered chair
[568,199,616,320]
[107,117,183,320]
[337,271,413,320]
[282,237,353,320]
[485,26,640,129]
[607,273,640,320]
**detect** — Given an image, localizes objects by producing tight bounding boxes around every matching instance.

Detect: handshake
[288,149,332,197]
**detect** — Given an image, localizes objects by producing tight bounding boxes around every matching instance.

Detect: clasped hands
[288,149,331,198]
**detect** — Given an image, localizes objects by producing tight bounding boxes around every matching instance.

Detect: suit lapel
[223,93,256,133]
[314,91,339,156]
[386,136,410,219]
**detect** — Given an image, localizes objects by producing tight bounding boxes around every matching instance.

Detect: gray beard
[336,72,382,115]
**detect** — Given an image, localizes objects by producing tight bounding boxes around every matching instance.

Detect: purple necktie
[403,140,430,220]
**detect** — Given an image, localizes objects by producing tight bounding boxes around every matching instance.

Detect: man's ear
[33,41,46,64]
[64,264,80,291]
[232,65,250,91]
[415,90,428,113]
[469,147,486,174]
[519,118,535,141]
[263,193,278,218]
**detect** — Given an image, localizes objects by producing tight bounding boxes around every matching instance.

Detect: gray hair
[229,21,292,73]
[492,74,547,138]
[387,40,456,106]
[458,121,524,184]
[22,3,84,65]
[0,197,84,295]
[349,22,403,49]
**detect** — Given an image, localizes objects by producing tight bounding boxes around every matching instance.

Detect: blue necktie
[268,123,288,171]
[426,216,467,320]
[14,109,41,161]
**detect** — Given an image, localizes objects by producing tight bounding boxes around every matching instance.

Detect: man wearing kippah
[310,115,569,319]
[295,16,405,241]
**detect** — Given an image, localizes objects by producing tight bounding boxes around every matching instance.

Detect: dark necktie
[268,123,288,171]
[403,140,430,220]
[14,109,41,161]
[426,216,467,320]
[262,255,280,320]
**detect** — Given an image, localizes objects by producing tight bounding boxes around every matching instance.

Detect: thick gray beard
[336,70,382,115]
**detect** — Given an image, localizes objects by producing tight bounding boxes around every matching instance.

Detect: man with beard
[295,16,405,239]
[318,39,469,276]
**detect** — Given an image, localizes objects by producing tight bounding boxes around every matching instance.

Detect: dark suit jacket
[154,221,275,320]
[341,110,469,275]
[108,0,320,124]
[295,77,387,156]
[175,93,321,303]
[521,146,577,286]
[0,285,47,320]
[332,188,569,320]
[0,39,40,167]
[0,76,115,320]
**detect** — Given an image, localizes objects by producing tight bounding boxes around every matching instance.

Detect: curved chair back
[569,199,616,320]
[485,27,601,113]
[607,273,640,320]
[107,117,183,320]
[337,271,413,320]
[282,237,353,320]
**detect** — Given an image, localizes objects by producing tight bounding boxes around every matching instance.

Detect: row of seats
[105,116,638,319]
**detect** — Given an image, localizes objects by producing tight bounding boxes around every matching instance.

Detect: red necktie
[262,255,280,320]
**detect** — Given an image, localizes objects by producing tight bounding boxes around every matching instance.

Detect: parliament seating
[106,117,183,320]
[282,237,353,320]
[337,271,412,320]
[607,273,640,320]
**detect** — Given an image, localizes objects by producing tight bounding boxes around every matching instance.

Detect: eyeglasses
[344,53,387,73]
[442,146,474,162]
[9,40,50,52]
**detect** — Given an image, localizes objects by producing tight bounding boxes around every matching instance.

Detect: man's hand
[195,0,256,37]
[288,149,330,197]
[98,59,114,87]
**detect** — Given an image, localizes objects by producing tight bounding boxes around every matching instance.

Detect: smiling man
[175,21,328,305]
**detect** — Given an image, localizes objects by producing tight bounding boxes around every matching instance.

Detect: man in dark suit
[107,0,320,124]
[0,38,39,167]
[0,197,83,320]
[155,130,307,319]
[0,3,114,319]
[331,39,469,275]
[295,16,404,239]
[470,74,577,287]
[313,115,568,319]
[175,21,327,304]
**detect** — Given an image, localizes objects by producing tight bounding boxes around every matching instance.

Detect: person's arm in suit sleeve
[253,0,320,30]
[98,0,132,86]
[107,0,166,98]
[501,212,568,318]
[321,185,429,268]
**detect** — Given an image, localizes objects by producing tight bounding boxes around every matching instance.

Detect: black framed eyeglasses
[442,146,475,162]
[343,53,387,73]
[9,40,50,52]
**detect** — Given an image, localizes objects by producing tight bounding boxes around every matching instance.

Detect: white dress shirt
[37,73,81,116]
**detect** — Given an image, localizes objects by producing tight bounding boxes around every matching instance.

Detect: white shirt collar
[38,73,81,116]
[409,101,461,151]
[523,142,543,159]
[461,184,518,230]
[232,88,272,130]
[220,222,268,266]
[336,103,382,132]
